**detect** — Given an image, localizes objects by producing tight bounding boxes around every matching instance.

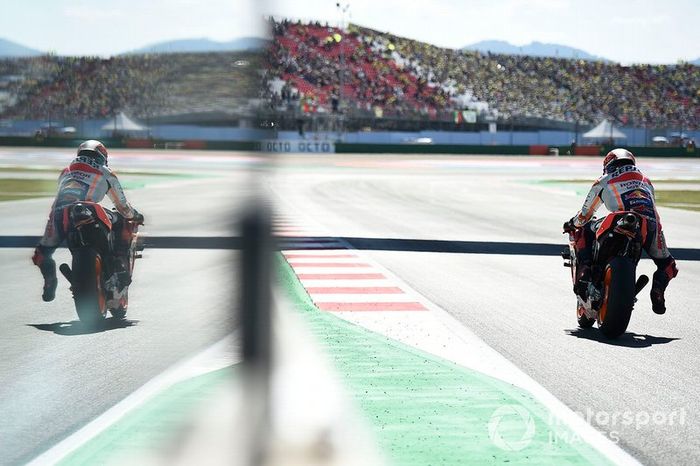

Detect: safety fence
[335,143,699,157]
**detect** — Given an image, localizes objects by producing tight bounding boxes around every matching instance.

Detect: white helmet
[603,148,635,174]
[77,140,109,166]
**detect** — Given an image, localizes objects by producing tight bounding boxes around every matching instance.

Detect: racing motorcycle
[562,211,649,338]
[57,202,144,324]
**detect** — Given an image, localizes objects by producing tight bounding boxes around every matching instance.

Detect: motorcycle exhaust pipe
[623,213,637,226]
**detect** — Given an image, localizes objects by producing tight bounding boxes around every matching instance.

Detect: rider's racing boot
[650,286,666,315]
[115,261,132,291]
[32,246,57,302]
[650,258,678,315]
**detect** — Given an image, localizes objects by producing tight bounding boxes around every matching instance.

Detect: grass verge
[0,171,200,202]
[538,179,700,185]
[0,178,57,201]
[655,190,700,212]
[534,180,700,212]
[0,166,195,177]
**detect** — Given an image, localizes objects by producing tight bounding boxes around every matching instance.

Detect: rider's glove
[132,210,145,225]
[563,217,577,233]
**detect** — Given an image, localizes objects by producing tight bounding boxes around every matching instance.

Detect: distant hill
[127,37,268,54]
[0,38,42,57]
[691,57,700,66]
[463,40,608,61]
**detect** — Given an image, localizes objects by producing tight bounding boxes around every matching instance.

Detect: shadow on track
[339,237,700,260]
[2,235,700,260]
[564,328,680,347]
[27,318,138,336]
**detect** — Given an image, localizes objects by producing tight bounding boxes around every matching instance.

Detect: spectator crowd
[1,19,697,131]
[0,51,260,121]
[265,18,699,128]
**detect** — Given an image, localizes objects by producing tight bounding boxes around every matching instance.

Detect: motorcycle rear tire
[72,248,107,326]
[598,257,636,338]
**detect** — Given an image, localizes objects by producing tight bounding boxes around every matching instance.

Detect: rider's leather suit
[37,155,136,249]
[573,164,677,303]
[32,155,137,300]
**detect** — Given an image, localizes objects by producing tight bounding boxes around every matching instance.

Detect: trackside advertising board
[262,140,335,153]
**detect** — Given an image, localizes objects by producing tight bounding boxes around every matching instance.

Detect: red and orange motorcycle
[563,211,650,338]
[58,202,144,324]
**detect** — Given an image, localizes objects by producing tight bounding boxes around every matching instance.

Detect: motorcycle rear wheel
[72,248,107,325]
[597,257,636,338]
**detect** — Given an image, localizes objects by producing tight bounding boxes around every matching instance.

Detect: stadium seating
[1,18,697,130]
[266,19,445,118]
[266,18,699,128]
[0,52,259,120]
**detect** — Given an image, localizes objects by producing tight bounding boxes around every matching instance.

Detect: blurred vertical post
[336,2,350,142]
[239,200,273,465]
[238,1,275,462]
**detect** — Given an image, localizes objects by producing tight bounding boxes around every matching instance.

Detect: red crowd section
[268,20,446,117]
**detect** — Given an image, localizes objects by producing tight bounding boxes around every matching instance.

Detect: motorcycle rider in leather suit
[31,140,143,302]
[564,148,678,314]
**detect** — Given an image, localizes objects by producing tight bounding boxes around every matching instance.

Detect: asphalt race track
[1,148,699,465]
[0,148,254,464]
[269,153,700,466]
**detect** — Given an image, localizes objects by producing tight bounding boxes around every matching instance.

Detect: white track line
[299,279,397,287]
[281,250,357,257]
[28,336,239,466]
[310,294,421,303]
[287,258,364,264]
[288,267,375,275]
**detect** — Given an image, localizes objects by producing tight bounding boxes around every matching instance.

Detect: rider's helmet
[76,140,109,166]
[603,148,635,174]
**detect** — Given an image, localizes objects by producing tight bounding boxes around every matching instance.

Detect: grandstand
[265,18,699,131]
[0,52,261,123]
[0,18,697,142]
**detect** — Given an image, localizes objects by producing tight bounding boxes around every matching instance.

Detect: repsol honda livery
[32,140,145,324]
[562,149,678,337]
